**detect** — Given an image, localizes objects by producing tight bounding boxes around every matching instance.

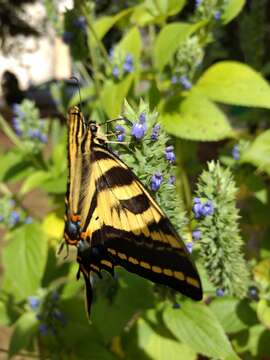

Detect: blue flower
[12,103,24,118]
[192,198,214,218]
[12,117,23,136]
[139,112,146,123]
[38,323,48,335]
[131,122,147,140]
[214,10,221,21]
[179,75,192,90]
[165,145,176,163]
[115,125,125,142]
[24,216,33,224]
[123,54,133,73]
[200,200,214,217]
[39,133,48,143]
[51,290,60,301]
[172,302,181,309]
[9,211,20,226]
[150,172,163,191]
[186,242,193,253]
[168,175,176,185]
[151,124,160,140]
[62,31,73,44]
[112,66,119,79]
[28,296,39,310]
[216,288,225,297]
[195,0,202,7]
[171,75,178,85]
[232,145,240,160]
[109,48,114,62]
[192,229,201,241]
[73,16,87,31]
[0,215,4,222]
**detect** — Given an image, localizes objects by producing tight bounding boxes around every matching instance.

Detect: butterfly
[63,106,202,316]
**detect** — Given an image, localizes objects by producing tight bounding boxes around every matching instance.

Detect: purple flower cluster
[123,54,133,73]
[165,146,176,163]
[232,145,240,160]
[150,172,163,191]
[192,229,201,240]
[111,53,134,79]
[36,290,66,336]
[115,124,125,142]
[216,288,225,297]
[168,175,176,185]
[73,16,87,32]
[192,197,214,219]
[171,75,192,90]
[151,124,160,141]
[62,31,73,44]
[132,112,147,140]
[9,210,20,226]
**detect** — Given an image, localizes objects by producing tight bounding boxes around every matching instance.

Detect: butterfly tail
[82,271,93,319]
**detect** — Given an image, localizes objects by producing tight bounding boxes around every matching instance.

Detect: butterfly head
[88,121,107,145]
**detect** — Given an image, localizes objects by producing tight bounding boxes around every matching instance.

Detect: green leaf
[154,22,199,70]
[91,8,132,45]
[20,170,50,195]
[161,92,233,141]
[2,223,48,300]
[210,297,257,334]
[241,130,270,175]
[0,150,34,183]
[163,301,239,359]
[136,318,196,360]
[9,312,38,358]
[222,0,246,24]
[253,258,270,287]
[132,0,186,25]
[101,75,134,118]
[257,299,270,329]
[196,61,270,109]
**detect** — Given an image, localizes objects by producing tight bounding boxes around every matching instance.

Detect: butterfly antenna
[70,76,83,111]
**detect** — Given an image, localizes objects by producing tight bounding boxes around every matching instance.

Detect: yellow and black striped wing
[77,137,202,303]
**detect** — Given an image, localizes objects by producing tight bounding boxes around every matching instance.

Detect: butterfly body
[64,106,202,316]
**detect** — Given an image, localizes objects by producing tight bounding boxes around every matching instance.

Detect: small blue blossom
[168,175,176,185]
[179,75,192,90]
[186,242,193,253]
[139,112,146,123]
[172,302,181,309]
[193,197,201,204]
[216,288,225,297]
[39,133,48,143]
[232,145,240,160]
[192,229,201,241]
[12,117,23,136]
[62,31,73,44]
[165,145,176,163]
[115,125,125,142]
[171,75,178,85]
[73,16,87,31]
[28,296,39,310]
[131,122,147,140]
[150,172,163,191]
[123,54,133,73]
[201,200,214,217]
[0,215,4,222]
[38,323,48,335]
[12,103,24,118]
[151,124,160,141]
[109,48,114,62]
[214,10,221,21]
[9,211,20,226]
[112,66,119,79]
[24,216,33,224]
[195,0,202,7]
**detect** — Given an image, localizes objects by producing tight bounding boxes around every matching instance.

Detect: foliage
[0,0,270,359]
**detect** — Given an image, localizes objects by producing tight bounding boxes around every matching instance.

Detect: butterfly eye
[90,123,97,133]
